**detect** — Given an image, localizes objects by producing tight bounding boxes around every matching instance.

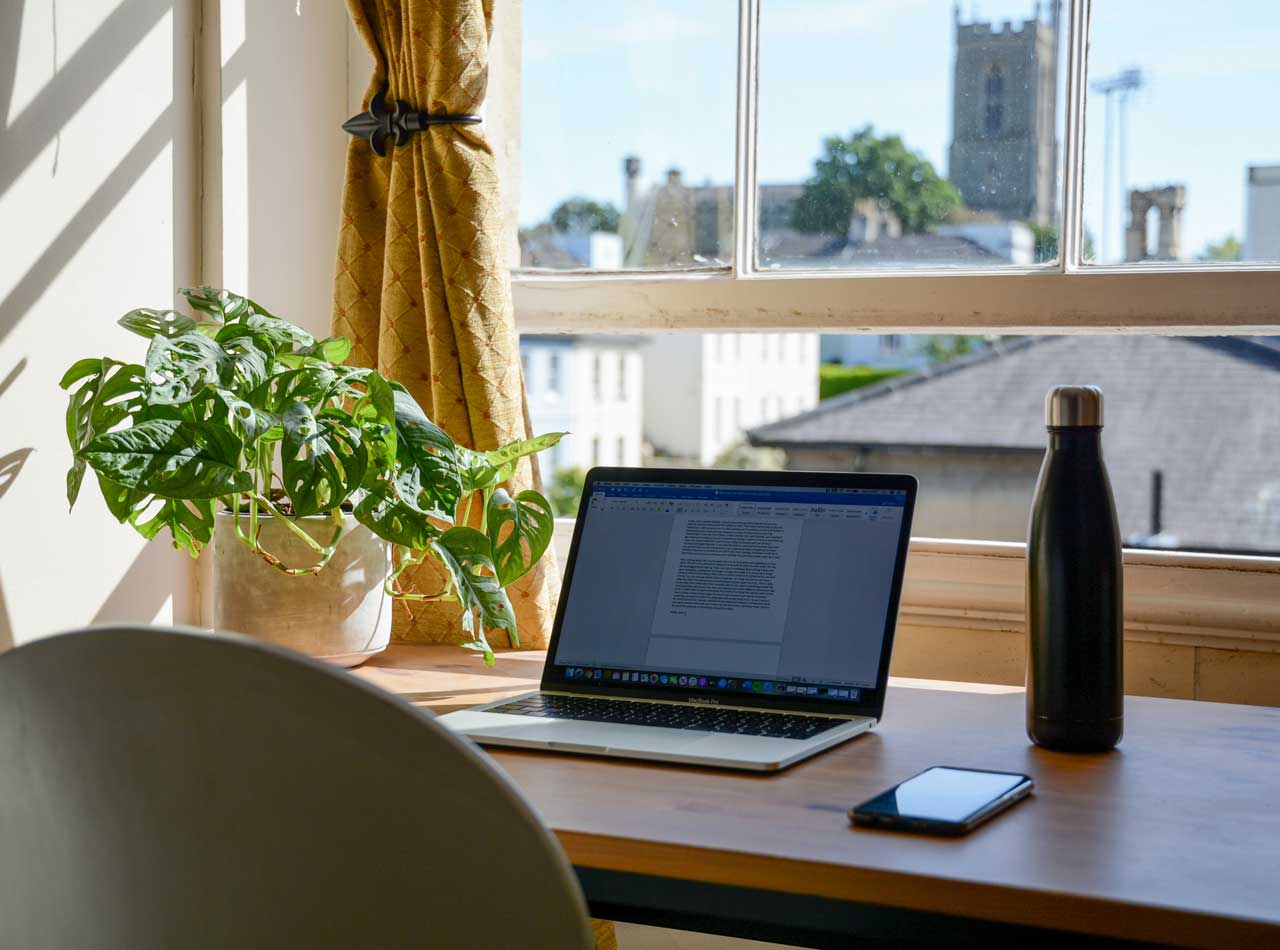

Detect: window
[510,1,1280,330]
[591,436,601,466]
[616,436,627,465]
[506,3,1280,629]
[984,65,1004,137]
[548,352,562,394]
[617,354,627,400]
[591,354,602,399]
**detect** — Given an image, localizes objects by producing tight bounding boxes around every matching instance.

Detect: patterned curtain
[332,0,559,650]
[332,5,614,944]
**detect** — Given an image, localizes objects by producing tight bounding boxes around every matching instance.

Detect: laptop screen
[548,477,912,708]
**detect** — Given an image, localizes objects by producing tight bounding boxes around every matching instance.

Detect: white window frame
[501,0,1280,658]
[508,0,1280,333]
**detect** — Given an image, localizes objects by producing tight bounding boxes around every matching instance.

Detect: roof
[750,336,1280,551]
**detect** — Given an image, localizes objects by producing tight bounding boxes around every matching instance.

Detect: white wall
[1245,165,1280,263]
[642,335,704,459]
[0,0,200,646]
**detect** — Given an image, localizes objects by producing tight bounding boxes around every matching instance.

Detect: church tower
[948,3,1059,225]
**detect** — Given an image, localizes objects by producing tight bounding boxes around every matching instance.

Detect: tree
[548,467,588,518]
[1197,234,1242,262]
[1029,223,1096,264]
[791,126,962,235]
[549,197,620,234]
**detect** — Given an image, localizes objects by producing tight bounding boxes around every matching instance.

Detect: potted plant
[61,287,562,666]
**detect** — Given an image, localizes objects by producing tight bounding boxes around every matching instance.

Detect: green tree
[792,126,962,235]
[548,467,587,518]
[1197,234,1242,262]
[922,335,984,365]
[550,197,620,234]
[1027,223,1096,264]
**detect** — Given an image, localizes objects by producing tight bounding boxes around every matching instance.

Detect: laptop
[439,467,917,772]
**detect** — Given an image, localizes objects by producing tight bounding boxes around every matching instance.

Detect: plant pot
[213,510,393,667]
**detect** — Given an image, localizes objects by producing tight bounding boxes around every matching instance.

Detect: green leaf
[144,331,228,406]
[302,336,351,365]
[486,488,554,586]
[214,389,279,446]
[355,370,397,470]
[117,308,198,340]
[354,486,440,549]
[62,359,146,508]
[215,329,275,394]
[79,418,251,500]
[130,495,216,557]
[217,313,314,354]
[281,402,369,516]
[255,364,369,413]
[432,527,516,639]
[457,447,501,494]
[484,432,568,482]
[392,388,462,517]
[178,286,265,324]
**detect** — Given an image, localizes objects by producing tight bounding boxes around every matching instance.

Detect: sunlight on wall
[0,0,197,646]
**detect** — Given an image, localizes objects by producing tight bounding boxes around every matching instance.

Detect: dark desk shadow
[0,448,33,501]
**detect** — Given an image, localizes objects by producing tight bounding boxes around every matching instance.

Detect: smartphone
[849,766,1033,836]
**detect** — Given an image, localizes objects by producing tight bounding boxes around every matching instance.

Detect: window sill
[551,519,1280,655]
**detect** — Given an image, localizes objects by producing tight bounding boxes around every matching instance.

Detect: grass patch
[819,364,906,400]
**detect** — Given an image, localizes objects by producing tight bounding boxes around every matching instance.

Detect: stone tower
[948,3,1059,225]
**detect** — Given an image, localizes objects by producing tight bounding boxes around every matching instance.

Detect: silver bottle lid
[1045,385,1103,427]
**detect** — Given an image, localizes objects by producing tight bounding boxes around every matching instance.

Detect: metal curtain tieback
[342,89,480,157]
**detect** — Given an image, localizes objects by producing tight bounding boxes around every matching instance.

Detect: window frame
[507,0,1280,332]
[503,0,1280,645]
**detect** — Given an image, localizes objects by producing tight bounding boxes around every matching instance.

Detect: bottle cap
[1045,385,1103,427]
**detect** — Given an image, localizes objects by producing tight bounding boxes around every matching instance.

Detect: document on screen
[649,516,802,651]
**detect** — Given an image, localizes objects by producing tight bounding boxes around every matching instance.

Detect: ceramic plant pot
[213,511,393,667]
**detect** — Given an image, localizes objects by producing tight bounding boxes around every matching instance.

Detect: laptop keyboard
[487,693,847,740]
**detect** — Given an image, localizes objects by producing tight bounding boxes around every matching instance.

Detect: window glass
[756,1,1066,270]
[1081,2,1280,264]
[518,1,737,270]
[525,331,1280,556]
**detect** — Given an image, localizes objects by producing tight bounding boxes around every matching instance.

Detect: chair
[0,626,593,949]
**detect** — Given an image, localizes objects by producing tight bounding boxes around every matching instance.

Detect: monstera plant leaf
[79,418,250,499]
[486,488,555,586]
[117,308,199,340]
[144,331,227,406]
[483,432,568,483]
[391,387,462,517]
[354,486,440,550]
[60,358,147,508]
[93,473,216,557]
[281,402,369,516]
[432,526,517,640]
[179,286,264,325]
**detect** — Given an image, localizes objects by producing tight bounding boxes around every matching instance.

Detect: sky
[519,1,1280,263]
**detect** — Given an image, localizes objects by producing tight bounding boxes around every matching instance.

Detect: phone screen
[857,767,1028,824]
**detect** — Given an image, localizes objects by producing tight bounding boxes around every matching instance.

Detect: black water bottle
[1026,385,1123,752]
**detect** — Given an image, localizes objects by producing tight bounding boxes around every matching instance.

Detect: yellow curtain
[332,6,614,943]
[332,0,559,650]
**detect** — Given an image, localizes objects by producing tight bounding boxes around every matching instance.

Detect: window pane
[757,1,1066,270]
[1082,3,1280,264]
[526,330,1280,557]
[518,2,737,270]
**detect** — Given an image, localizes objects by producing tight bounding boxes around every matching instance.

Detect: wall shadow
[0,447,33,501]
[0,357,26,400]
[91,538,193,627]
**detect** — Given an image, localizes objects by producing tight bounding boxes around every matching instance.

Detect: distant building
[1125,185,1186,262]
[644,333,820,465]
[520,229,623,269]
[749,336,1280,554]
[821,335,930,369]
[948,3,1060,225]
[1245,164,1280,262]
[521,335,644,472]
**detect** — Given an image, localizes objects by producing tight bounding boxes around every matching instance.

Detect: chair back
[0,626,592,949]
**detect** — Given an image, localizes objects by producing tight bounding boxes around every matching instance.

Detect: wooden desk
[355,645,1280,949]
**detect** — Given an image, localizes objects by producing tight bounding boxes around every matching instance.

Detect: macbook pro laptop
[439,467,917,771]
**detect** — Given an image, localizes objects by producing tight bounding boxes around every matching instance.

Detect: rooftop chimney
[623,155,641,210]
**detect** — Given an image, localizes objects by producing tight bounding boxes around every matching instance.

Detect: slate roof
[749,336,1280,552]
